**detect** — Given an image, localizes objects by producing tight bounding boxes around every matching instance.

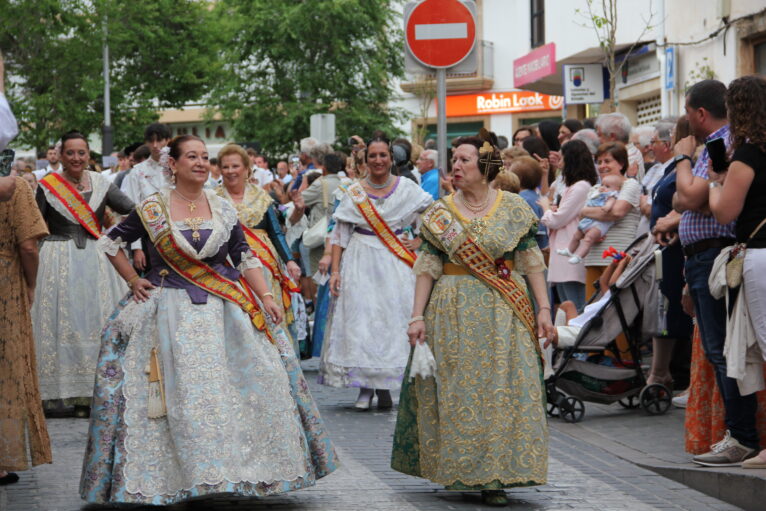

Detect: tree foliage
[209,0,406,157]
[0,0,221,151]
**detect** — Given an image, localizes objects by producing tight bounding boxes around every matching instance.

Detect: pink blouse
[541,180,591,284]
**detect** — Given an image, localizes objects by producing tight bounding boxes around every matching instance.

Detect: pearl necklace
[458,189,492,214]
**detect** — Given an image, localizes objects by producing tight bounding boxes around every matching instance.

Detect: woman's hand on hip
[408,320,426,347]
[131,278,155,302]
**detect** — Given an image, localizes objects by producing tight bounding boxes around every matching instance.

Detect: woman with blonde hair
[215,143,302,350]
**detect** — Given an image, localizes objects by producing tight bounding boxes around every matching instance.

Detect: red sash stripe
[39,173,102,239]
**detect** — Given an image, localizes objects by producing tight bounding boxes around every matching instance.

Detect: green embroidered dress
[391,191,548,489]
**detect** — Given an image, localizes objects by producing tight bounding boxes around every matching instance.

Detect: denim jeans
[555,282,586,314]
[685,246,759,449]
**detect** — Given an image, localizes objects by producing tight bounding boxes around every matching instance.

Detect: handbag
[726,217,766,288]
[302,178,329,249]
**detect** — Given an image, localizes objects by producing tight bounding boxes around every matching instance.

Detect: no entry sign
[405,0,477,69]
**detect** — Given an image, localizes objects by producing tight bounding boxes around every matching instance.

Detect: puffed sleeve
[512,225,546,275]
[412,237,444,280]
[12,178,48,243]
[105,182,135,216]
[329,220,354,248]
[228,221,262,272]
[97,209,145,256]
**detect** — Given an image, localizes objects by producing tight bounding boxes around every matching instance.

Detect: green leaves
[208,0,406,158]
[1,0,220,150]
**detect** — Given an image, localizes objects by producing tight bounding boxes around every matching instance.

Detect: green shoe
[481,490,508,507]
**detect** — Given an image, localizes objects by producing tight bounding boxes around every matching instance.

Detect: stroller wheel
[618,395,640,409]
[639,384,672,415]
[547,401,559,417]
[560,396,585,423]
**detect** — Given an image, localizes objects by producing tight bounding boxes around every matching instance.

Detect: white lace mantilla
[40,170,110,225]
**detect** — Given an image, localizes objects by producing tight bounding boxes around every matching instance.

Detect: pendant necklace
[184,216,205,243]
[65,172,86,192]
[174,189,204,213]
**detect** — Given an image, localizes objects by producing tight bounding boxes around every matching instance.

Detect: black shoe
[376,389,393,410]
[0,473,19,485]
[74,405,90,418]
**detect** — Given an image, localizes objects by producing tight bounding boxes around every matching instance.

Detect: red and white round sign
[405,0,476,69]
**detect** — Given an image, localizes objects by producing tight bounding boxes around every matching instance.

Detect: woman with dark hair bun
[392,130,554,506]
[31,130,134,417]
[537,119,561,152]
[80,135,337,505]
[319,133,433,410]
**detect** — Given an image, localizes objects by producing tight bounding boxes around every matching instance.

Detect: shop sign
[444,91,564,117]
[513,43,556,88]
[563,64,606,104]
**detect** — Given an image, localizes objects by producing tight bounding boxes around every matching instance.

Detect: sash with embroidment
[39,173,102,239]
[341,181,416,268]
[241,224,300,315]
[421,200,539,352]
[137,193,274,343]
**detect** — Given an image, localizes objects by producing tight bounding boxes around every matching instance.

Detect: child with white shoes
[558,175,623,264]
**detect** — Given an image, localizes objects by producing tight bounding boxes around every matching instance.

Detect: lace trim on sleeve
[412,251,443,280]
[237,249,263,272]
[514,245,546,275]
[97,235,127,257]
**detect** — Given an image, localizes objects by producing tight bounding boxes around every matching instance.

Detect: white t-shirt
[0,93,18,152]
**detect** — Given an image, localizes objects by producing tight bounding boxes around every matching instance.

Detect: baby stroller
[545,234,673,423]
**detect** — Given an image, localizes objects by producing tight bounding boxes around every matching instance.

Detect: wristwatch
[673,154,692,165]
[708,181,721,189]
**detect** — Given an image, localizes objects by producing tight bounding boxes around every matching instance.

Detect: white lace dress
[318,177,433,389]
[80,191,337,505]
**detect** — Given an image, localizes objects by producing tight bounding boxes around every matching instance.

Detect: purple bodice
[107,210,250,304]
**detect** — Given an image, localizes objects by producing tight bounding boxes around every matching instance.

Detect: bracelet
[126,274,140,288]
[331,271,340,276]
[262,292,274,299]
[538,306,551,312]
[408,315,425,325]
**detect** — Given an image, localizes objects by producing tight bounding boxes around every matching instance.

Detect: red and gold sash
[341,181,416,268]
[421,200,539,349]
[39,172,102,239]
[137,194,274,343]
[241,224,300,312]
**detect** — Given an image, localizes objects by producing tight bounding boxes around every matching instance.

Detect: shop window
[530,0,545,48]
[424,121,485,144]
[756,40,766,75]
[215,126,226,139]
[636,95,662,125]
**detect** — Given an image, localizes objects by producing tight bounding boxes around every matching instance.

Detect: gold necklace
[459,189,491,213]
[184,216,205,243]
[173,189,204,213]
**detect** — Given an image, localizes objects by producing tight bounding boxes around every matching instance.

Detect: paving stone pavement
[1,361,742,511]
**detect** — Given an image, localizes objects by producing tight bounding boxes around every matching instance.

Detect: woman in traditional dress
[32,131,134,417]
[215,144,302,352]
[319,134,433,409]
[0,177,52,486]
[79,135,336,506]
[391,131,555,507]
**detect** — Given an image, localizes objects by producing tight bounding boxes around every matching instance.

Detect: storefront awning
[516,42,651,96]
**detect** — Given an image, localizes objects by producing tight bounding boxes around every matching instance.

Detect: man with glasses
[639,121,677,234]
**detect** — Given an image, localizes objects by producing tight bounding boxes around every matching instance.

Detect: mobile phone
[0,149,14,177]
[706,137,728,173]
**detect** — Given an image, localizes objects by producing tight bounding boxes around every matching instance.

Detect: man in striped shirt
[670,79,758,467]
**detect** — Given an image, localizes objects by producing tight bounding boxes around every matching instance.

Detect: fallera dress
[216,183,301,353]
[32,171,134,403]
[318,177,433,389]
[79,190,337,505]
[391,191,549,489]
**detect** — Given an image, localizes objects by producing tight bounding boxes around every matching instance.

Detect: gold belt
[443,260,514,276]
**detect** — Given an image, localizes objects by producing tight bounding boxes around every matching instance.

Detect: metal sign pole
[437,67,447,197]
